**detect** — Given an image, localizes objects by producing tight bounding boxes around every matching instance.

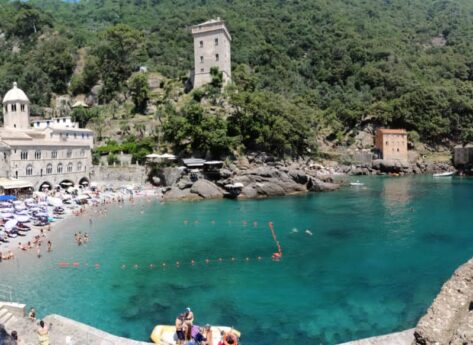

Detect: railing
[0,283,15,302]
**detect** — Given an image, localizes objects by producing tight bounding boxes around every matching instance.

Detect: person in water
[175,314,186,345]
[28,308,36,321]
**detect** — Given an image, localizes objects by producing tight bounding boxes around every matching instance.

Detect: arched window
[46,164,52,174]
[26,165,33,176]
[77,162,82,171]
[57,163,63,173]
[67,162,73,173]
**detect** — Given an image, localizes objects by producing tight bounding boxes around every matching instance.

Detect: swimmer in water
[291,228,299,233]
[305,229,313,236]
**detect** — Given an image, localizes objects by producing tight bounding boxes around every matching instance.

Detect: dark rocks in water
[307,177,340,192]
[421,232,454,244]
[372,159,410,173]
[324,227,354,239]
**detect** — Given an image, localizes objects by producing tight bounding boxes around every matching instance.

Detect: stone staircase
[0,306,19,331]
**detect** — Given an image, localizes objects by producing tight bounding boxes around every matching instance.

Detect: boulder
[190,180,224,199]
[176,178,193,190]
[372,159,410,173]
[308,177,340,192]
[219,168,233,179]
[288,170,309,185]
[163,187,201,201]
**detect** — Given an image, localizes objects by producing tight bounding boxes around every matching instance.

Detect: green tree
[128,72,149,113]
[94,24,145,102]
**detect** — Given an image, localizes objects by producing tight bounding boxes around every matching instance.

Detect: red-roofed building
[375,128,408,163]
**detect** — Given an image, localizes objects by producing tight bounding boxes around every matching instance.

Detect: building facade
[375,128,408,163]
[192,18,231,88]
[0,83,94,191]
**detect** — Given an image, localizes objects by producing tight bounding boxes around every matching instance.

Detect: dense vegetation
[1,0,473,157]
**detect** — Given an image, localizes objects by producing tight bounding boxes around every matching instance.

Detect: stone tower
[192,18,231,88]
[2,82,30,129]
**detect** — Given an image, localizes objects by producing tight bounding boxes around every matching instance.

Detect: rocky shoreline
[155,153,455,201]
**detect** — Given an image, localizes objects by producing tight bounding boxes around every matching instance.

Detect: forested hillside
[0,0,473,158]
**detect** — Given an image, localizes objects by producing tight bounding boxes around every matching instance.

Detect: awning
[0,179,32,190]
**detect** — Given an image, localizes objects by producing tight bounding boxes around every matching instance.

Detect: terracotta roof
[377,128,407,134]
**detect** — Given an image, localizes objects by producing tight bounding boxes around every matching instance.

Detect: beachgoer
[28,308,36,321]
[0,251,2,263]
[47,241,52,252]
[175,314,186,345]
[36,244,41,259]
[191,325,207,343]
[8,251,13,260]
[36,320,49,345]
[11,330,18,343]
[203,324,213,345]
[184,307,194,340]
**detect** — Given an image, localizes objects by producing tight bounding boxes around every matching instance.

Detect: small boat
[433,171,455,177]
[150,325,241,345]
[350,180,364,186]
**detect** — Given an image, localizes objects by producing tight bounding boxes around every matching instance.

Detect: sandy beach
[0,186,160,261]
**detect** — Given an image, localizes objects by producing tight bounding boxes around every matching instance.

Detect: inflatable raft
[150,325,241,345]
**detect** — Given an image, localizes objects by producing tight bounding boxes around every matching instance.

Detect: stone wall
[92,165,147,185]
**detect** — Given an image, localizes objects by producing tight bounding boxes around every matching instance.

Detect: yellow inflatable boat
[150,325,241,344]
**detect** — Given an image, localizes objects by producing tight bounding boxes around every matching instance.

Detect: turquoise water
[1,176,473,344]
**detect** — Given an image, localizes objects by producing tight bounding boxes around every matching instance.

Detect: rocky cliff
[413,258,473,345]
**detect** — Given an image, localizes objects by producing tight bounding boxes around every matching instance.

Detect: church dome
[2,82,29,103]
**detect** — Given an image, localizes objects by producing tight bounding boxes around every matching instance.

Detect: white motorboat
[350,180,364,186]
[433,171,455,177]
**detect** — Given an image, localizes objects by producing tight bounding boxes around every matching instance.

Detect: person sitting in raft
[203,324,213,345]
[175,314,186,345]
[190,325,207,344]
[184,307,194,339]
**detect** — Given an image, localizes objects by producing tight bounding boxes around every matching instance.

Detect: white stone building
[0,83,94,191]
[192,18,231,88]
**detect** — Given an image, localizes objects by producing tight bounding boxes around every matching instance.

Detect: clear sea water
[1,176,473,344]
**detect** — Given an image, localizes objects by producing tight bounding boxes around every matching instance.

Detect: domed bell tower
[2,82,30,129]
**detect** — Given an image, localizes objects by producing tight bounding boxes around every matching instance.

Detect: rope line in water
[268,222,283,260]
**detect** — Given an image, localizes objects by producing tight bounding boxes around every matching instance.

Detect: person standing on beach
[36,244,41,258]
[47,241,52,252]
[175,314,186,345]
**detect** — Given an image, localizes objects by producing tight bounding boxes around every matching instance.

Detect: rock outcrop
[413,257,473,345]
[162,162,341,201]
[190,179,225,199]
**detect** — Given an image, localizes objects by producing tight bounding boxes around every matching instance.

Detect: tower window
[215,38,219,46]
[20,104,25,111]
[199,40,203,48]
[216,54,219,61]
[200,56,204,63]
[200,68,204,73]
[11,104,16,112]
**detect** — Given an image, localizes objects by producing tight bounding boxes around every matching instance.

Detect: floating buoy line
[58,221,286,270]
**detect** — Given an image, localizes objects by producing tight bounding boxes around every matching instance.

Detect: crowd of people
[174,308,238,345]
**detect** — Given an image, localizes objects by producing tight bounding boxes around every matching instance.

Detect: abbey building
[0,82,93,191]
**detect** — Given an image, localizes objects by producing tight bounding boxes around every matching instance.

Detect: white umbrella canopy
[15,210,28,215]
[0,208,14,213]
[0,202,11,207]
[15,215,30,223]
[4,219,17,231]
[48,198,63,207]
[1,213,13,219]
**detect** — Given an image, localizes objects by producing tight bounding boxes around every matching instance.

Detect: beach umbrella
[0,202,11,207]
[35,212,49,217]
[48,198,63,207]
[15,210,28,215]
[4,219,17,231]
[0,208,14,213]
[15,215,30,223]
[1,213,13,219]
[15,204,26,211]
[76,195,89,200]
